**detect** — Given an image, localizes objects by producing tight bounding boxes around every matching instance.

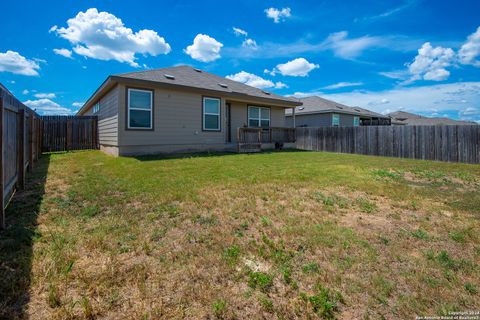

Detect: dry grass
[1,150,479,319]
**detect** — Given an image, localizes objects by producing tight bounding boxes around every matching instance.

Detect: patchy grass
[1,150,479,319]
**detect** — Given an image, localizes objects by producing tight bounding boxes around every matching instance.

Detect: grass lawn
[1,150,479,319]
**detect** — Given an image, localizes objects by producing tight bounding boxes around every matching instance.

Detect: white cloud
[378,70,410,80]
[22,89,29,95]
[267,58,319,77]
[233,27,248,37]
[242,38,258,49]
[34,92,56,99]
[322,82,363,90]
[460,107,480,116]
[406,42,455,82]
[0,51,41,76]
[459,26,480,67]
[226,71,288,89]
[23,98,73,115]
[291,82,480,122]
[264,7,291,23]
[184,34,223,62]
[321,31,383,60]
[53,48,73,59]
[72,102,84,107]
[52,8,171,67]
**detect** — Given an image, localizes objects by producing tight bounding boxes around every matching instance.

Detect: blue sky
[1,0,479,122]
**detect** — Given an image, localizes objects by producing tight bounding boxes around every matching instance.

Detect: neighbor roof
[285,96,389,119]
[389,111,478,126]
[78,66,301,115]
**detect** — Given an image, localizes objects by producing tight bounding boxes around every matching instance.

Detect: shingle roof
[285,96,389,119]
[389,111,478,126]
[115,65,301,105]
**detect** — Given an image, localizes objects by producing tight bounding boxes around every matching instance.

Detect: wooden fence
[0,85,42,229]
[296,125,480,164]
[41,116,98,152]
[238,127,296,153]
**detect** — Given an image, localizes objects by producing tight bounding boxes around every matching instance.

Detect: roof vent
[298,107,305,110]
[354,108,361,112]
[218,83,228,88]
[262,90,271,95]
[194,68,202,72]
[164,74,175,80]
[336,106,343,109]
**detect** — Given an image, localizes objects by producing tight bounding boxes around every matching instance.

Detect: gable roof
[78,66,301,115]
[389,111,478,126]
[285,96,389,119]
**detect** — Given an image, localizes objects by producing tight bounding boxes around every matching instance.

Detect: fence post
[28,111,34,171]
[17,108,25,190]
[0,97,4,230]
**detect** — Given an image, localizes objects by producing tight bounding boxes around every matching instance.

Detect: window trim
[126,87,154,131]
[202,96,221,132]
[93,102,100,114]
[247,105,271,128]
[332,113,340,127]
[353,116,360,127]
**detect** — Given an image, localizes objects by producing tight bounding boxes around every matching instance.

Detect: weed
[411,229,429,240]
[248,272,273,292]
[192,214,217,226]
[258,295,274,312]
[371,169,402,180]
[156,204,179,218]
[301,286,343,319]
[212,299,227,317]
[373,276,395,304]
[223,245,240,265]
[80,205,100,219]
[449,230,468,243]
[260,216,272,226]
[356,197,377,213]
[47,284,61,308]
[464,283,478,295]
[436,251,459,270]
[302,262,320,274]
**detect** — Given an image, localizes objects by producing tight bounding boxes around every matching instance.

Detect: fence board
[296,125,480,164]
[41,115,98,152]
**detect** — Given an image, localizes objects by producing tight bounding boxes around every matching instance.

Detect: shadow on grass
[132,148,306,162]
[0,154,50,319]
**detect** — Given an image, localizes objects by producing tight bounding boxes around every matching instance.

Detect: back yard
[1,150,479,319]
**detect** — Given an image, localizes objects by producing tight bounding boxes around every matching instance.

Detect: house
[389,111,478,126]
[77,66,302,156]
[285,96,391,127]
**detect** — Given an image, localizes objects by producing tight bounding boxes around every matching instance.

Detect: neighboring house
[77,66,301,156]
[286,96,391,127]
[389,111,478,126]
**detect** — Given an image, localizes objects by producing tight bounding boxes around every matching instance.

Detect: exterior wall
[84,85,119,146]
[286,113,355,127]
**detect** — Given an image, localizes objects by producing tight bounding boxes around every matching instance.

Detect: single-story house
[389,111,478,126]
[77,66,302,156]
[286,96,391,127]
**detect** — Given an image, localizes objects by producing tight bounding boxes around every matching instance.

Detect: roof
[77,66,301,115]
[389,111,478,126]
[285,96,389,119]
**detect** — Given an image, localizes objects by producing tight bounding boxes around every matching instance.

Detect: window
[248,106,270,128]
[353,116,360,127]
[93,102,100,113]
[203,97,221,131]
[332,114,340,127]
[128,88,153,129]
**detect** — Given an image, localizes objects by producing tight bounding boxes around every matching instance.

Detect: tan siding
[85,85,119,146]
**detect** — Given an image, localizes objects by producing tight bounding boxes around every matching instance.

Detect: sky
[1,0,479,122]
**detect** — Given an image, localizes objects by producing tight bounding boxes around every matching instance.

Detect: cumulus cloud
[322,82,363,90]
[264,7,291,23]
[233,27,248,37]
[184,34,223,62]
[24,98,73,115]
[34,92,56,99]
[226,71,287,89]
[51,8,171,67]
[0,50,41,76]
[53,48,73,59]
[242,38,258,49]
[406,42,455,82]
[459,26,480,67]
[22,89,29,95]
[266,58,319,77]
[72,102,84,108]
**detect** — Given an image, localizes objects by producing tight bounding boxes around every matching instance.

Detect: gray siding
[287,112,356,127]
[84,85,119,146]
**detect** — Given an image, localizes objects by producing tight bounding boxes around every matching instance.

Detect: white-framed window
[93,102,100,113]
[248,106,270,128]
[353,116,360,127]
[127,88,153,129]
[203,97,221,131]
[332,114,340,127]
